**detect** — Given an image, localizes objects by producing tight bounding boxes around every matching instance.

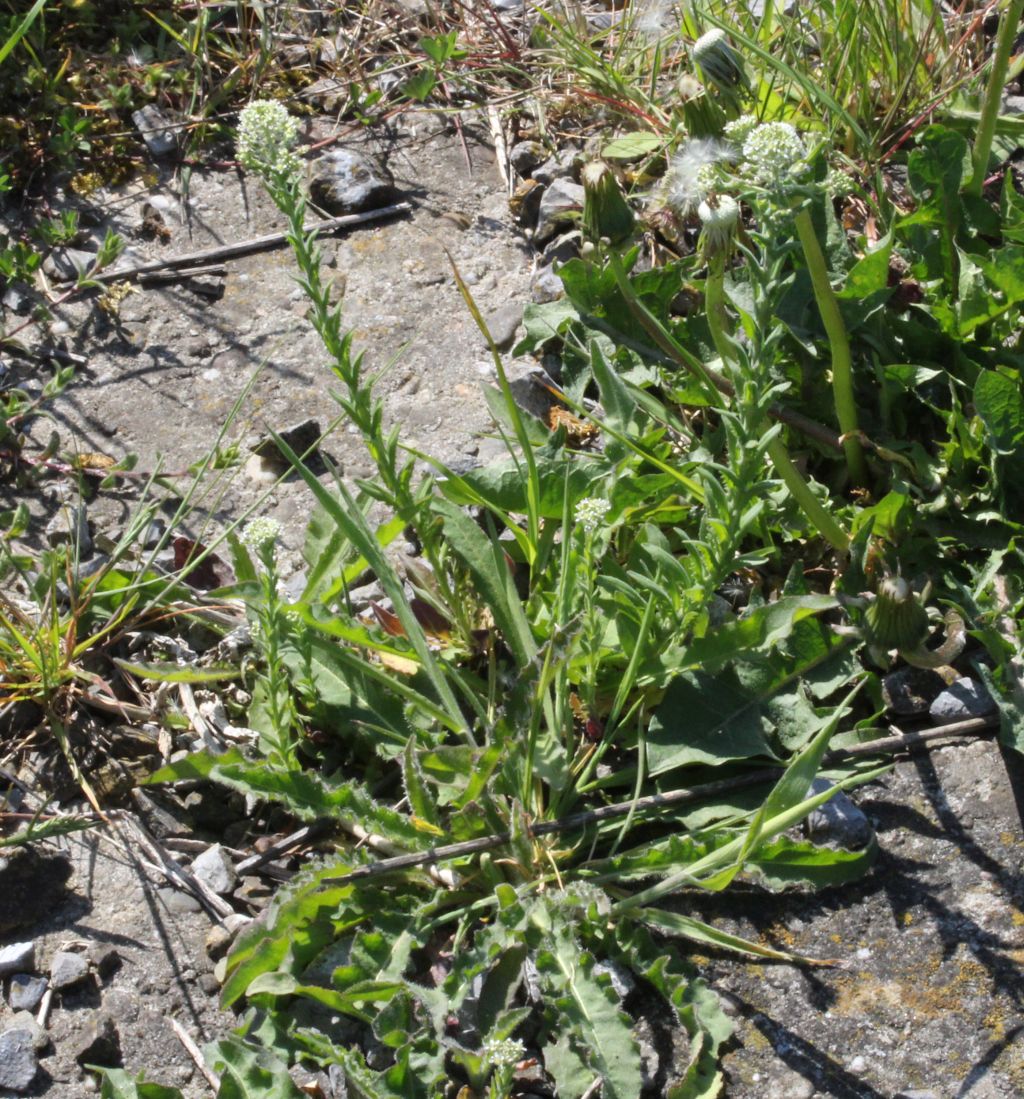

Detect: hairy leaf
[745,834,877,890]
[536,920,642,1099]
[205,1036,304,1098]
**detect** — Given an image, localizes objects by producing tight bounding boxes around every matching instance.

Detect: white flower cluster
[241,516,281,551]
[481,1036,526,1069]
[575,496,611,534]
[722,113,758,146]
[236,100,300,180]
[741,120,807,186]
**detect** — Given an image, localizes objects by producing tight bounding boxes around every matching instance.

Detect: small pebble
[805,778,874,849]
[848,1055,867,1074]
[49,950,89,991]
[4,1013,47,1053]
[0,943,35,979]
[7,975,46,1012]
[0,1027,37,1092]
[156,886,201,915]
[929,677,997,725]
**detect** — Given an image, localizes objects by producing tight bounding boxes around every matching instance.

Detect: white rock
[190,844,238,895]
[0,943,34,978]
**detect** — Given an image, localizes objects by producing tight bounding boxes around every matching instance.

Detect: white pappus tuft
[663,137,733,216]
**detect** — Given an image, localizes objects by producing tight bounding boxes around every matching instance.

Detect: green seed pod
[581,160,635,246]
[864,577,931,653]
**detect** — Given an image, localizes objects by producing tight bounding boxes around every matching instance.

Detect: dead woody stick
[324,717,998,885]
[59,202,413,286]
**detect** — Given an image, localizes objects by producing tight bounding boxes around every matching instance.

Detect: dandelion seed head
[698,193,739,253]
[664,137,732,216]
[691,29,745,90]
[633,0,675,40]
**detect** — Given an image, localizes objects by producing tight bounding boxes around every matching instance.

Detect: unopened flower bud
[691,29,746,92]
[864,576,930,652]
[581,160,635,246]
[698,193,739,255]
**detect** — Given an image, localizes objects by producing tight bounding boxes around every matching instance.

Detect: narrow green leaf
[633,908,820,963]
[402,738,441,829]
[271,433,469,738]
[432,497,536,668]
[113,659,241,684]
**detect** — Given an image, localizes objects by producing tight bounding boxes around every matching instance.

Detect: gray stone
[5,1014,46,1052]
[533,147,583,186]
[49,949,89,990]
[509,140,546,178]
[190,844,237,896]
[804,777,873,849]
[483,302,524,350]
[234,875,274,909]
[0,943,34,978]
[593,959,635,999]
[309,149,398,215]
[0,1028,37,1092]
[882,665,959,716]
[7,974,46,1012]
[848,1054,868,1074]
[530,263,564,303]
[929,677,997,725]
[88,944,121,982]
[132,105,179,157]
[300,76,348,114]
[1001,94,1024,115]
[205,924,236,960]
[186,275,225,300]
[216,624,254,662]
[72,1011,121,1068]
[43,247,96,280]
[45,502,91,557]
[541,230,581,268]
[156,886,201,915]
[2,286,31,315]
[767,1076,815,1099]
[534,178,585,245]
[252,417,323,464]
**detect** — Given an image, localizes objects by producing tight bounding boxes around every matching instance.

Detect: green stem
[968,0,1024,197]
[705,251,850,555]
[763,435,850,554]
[792,207,869,489]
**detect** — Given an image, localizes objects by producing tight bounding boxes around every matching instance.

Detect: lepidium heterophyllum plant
[132,99,890,1098]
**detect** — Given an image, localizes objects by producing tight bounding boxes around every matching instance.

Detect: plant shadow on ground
[688,740,1024,1096]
